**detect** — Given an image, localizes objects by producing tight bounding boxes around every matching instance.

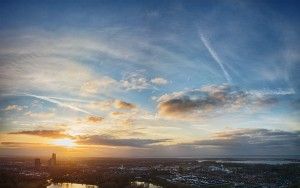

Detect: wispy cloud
[9,129,69,138]
[25,111,55,119]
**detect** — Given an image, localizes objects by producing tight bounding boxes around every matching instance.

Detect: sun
[52,138,76,148]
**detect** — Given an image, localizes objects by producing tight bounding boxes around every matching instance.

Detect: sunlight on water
[47,183,98,188]
[131,181,162,188]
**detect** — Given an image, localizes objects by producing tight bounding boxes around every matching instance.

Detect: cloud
[119,118,134,126]
[25,111,55,119]
[80,77,118,96]
[121,71,151,91]
[78,135,170,148]
[84,99,137,112]
[114,100,136,110]
[0,30,138,99]
[87,116,103,124]
[9,129,69,138]
[3,105,24,111]
[85,100,114,111]
[0,142,46,147]
[150,77,168,85]
[0,55,94,94]
[110,111,124,116]
[137,129,300,156]
[121,71,167,90]
[187,129,300,149]
[247,88,295,96]
[157,84,277,119]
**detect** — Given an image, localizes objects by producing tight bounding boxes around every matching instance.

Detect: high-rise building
[34,158,41,169]
[52,153,56,166]
[48,153,57,167]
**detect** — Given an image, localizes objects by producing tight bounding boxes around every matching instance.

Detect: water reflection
[131,181,162,188]
[47,183,98,188]
[47,181,161,188]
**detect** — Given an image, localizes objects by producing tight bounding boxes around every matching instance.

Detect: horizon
[1,154,300,159]
[0,0,299,158]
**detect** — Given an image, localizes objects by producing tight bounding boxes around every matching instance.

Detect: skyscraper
[48,153,57,167]
[52,153,56,166]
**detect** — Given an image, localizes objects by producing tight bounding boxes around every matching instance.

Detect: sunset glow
[51,139,77,148]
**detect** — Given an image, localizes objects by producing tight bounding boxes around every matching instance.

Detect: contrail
[47,96,91,103]
[199,33,232,83]
[25,93,94,115]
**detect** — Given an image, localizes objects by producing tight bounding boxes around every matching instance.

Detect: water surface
[131,181,162,188]
[47,183,98,188]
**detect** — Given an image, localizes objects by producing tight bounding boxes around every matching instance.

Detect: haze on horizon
[0,0,299,158]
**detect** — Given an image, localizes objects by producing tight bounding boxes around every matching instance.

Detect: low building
[34,158,41,169]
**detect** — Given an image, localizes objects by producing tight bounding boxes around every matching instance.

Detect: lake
[47,181,162,188]
[47,183,98,188]
[131,181,162,188]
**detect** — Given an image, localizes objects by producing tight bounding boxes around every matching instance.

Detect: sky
[0,0,299,158]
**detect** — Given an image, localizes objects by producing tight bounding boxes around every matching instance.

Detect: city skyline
[0,0,299,157]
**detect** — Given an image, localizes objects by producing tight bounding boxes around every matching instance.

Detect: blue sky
[0,0,299,157]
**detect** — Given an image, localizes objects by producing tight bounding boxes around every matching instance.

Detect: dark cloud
[9,129,69,138]
[131,128,300,156]
[1,142,40,146]
[78,135,170,148]
[157,84,277,119]
[184,129,300,153]
[114,100,136,110]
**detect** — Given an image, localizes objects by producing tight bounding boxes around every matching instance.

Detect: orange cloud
[114,100,136,110]
[111,111,124,116]
[87,116,103,123]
